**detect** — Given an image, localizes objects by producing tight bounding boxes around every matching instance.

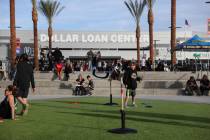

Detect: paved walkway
[13,94,210,104]
[0,89,210,104]
[138,95,210,104]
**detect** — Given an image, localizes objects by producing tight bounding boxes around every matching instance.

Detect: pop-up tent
[177,35,210,50]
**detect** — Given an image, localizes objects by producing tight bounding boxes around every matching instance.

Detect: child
[123,61,141,107]
[0,85,17,122]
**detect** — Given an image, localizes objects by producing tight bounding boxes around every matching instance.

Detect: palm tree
[124,0,146,66]
[31,0,39,71]
[171,0,176,67]
[146,0,155,66]
[38,0,64,53]
[10,0,17,68]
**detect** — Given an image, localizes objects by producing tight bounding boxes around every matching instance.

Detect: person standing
[64,60,73,81]
[123,61,141,107]
[87,49,94,71]
[141,57,146,71]
[53,47,63,63]
[55,60,63,80]
[13,54,35,115]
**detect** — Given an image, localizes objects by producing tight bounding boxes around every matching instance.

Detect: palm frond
[124,1,135,18]
[38,0,65,24]
[124,0,146,25]
[129,0,137,18]
[31,0,36,7]
[146,0,156,9]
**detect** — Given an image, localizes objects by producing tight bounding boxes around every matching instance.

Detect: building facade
[0,30,209,61]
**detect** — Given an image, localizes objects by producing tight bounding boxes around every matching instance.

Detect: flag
[185,19,190,27]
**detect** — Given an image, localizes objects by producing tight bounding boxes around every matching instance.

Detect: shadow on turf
[53,100,115,106]
[32,102,210,126]
[67,112,210,130]
[90,110,210,125]
[32,102,109,113]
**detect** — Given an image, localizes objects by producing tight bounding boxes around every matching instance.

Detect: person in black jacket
[123,61,141,108]
[185,76,200,96]
[52,47,63,62]
[200,75,210,96]
[13,54,35,115]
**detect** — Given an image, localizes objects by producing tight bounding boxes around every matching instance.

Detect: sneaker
[124,104,129,108]
[131,104,137,107]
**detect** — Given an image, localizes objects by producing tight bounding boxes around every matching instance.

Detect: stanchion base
[104,103,118,106]
[108,128,137,134]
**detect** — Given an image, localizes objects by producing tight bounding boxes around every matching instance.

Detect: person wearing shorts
[13,54,35,115]
[126,89,136,97]
[123,61,141,107]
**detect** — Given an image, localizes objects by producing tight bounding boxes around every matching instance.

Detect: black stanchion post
[120,109,125,129]
[108,78,137,134]
[110,80,112,104]
[104,79,118,106]
[92,69,118,106]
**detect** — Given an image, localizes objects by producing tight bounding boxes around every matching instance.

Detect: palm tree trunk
[136,25,140,66]
[10,0,16,69]
[48,25,52,53]
[148,9,154,65]
[32,8,39,71]
[171,0,176,66]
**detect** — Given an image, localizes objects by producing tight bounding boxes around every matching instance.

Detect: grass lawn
[0,97,210,140]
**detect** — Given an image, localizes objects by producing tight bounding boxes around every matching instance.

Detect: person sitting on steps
[85,75,94,96]
[75,74,85,96]
[199,74,210,96]
[185,76,200,96]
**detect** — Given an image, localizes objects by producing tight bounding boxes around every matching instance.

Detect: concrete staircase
[1,71,207,96]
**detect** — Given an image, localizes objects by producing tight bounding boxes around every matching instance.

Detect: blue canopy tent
[177,35,210,50]
[176,35,210,72]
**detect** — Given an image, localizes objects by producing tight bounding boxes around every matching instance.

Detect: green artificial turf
[0,97,210,140]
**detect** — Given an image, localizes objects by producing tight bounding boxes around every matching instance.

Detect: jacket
[123,68,138,90]
[13,61,35,89]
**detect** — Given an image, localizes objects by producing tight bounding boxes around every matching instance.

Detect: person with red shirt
[55,60,63,80]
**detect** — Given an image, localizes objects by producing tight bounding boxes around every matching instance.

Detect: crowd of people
[1,49,210,123]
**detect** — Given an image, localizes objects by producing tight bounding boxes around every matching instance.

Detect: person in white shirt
[141,57,146,71]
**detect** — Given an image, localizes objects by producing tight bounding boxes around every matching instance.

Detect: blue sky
[0,0,209,32]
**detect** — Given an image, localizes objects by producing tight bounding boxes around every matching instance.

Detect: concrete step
[0,80,187,89]
[33,71,208,80]
[0,87,181,96]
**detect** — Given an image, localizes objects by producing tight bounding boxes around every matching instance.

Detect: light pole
[153,39,160,71]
